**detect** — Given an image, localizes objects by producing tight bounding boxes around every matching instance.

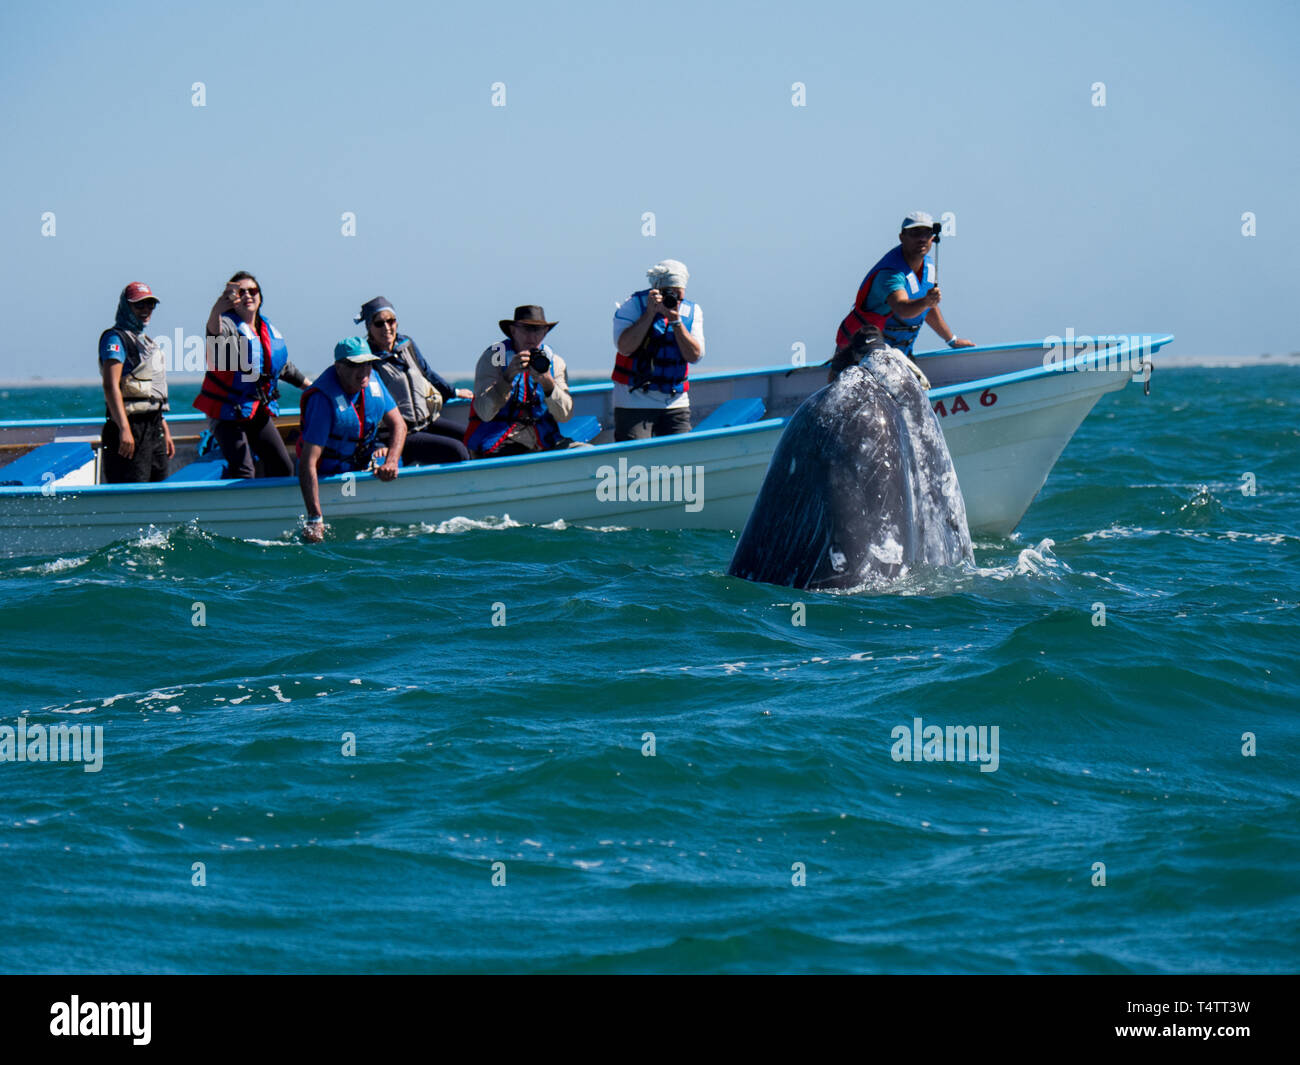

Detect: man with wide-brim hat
[497,304,558,336]
[466,304,575,457]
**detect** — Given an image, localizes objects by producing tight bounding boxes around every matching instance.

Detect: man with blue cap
[297,336,406,542]
[832,212,973,373]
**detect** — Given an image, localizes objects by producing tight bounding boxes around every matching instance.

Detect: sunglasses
[233,287,260,298]
[372,316,398,327]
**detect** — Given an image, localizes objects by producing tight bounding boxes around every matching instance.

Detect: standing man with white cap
[832,213,973,376]
[611,259,704,440]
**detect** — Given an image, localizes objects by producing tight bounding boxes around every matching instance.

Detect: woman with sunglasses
[357,296,472,465]
[194,271,312,478]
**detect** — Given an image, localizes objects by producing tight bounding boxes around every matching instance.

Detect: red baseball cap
[123,282,158,303]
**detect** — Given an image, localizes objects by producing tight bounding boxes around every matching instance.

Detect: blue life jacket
[299,364,393,476]
[466,342,563,455]
[611,290,697,395]
[835,246,935,356]
[194,312,290,420]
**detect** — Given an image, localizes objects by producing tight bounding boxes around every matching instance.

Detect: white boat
[0,334,1173,557]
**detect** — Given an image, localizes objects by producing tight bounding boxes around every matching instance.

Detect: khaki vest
[376,339,443,431]
[102,329,169,414]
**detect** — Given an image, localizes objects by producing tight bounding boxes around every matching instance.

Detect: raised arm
[206,285,236,337]
[670,315,702,363]
[887,285,941,321]
[615,291,663,354]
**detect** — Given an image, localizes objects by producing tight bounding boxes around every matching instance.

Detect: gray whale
[728,344,973,590]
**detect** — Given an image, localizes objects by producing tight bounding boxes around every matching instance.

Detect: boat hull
[0,424,785,556]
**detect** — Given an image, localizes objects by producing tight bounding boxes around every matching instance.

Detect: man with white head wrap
[610,259,704,440]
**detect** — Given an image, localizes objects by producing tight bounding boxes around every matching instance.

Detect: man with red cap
[98,282,174,482]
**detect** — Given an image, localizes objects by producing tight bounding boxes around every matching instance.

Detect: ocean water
[1,367,1296,974]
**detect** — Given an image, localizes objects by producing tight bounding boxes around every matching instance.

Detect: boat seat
[561,416,602,444]
[165,460,228,482]
[0,441,95,486]
[693,396,766,432]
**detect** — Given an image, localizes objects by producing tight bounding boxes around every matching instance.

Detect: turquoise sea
[1,367,1297,974]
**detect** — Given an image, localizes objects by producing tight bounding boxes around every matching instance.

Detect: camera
[661,291,680,310]
[528,352,550,375]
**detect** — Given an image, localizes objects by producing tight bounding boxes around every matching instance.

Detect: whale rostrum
[728,340,973,590]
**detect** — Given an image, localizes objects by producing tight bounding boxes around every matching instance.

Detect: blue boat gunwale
[0,334,1173,498]
[0,335,1173,431]
[913,332,1174,360]
[926,333,1173,398]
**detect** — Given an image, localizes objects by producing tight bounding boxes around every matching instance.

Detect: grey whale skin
[728,346,973,590]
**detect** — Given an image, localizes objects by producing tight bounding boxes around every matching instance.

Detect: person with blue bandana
[611,259,704,440]
[465,305,575,457]
[356,296,471,466]
[98,282,174,483]
[832,212,974,377]
[297,337,406,542]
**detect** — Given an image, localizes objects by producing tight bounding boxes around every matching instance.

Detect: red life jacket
[194,314,288,420]
[834,246,935,355]
[611,290,696,394]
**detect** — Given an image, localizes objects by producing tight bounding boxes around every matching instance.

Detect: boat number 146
[933,389,997,418]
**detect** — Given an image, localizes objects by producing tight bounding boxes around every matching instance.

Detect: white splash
[870,537,904,566]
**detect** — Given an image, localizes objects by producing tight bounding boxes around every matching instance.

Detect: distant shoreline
[1148,354,1300,367]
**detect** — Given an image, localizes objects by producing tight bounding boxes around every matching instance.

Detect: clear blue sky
[2,0,1296,381]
